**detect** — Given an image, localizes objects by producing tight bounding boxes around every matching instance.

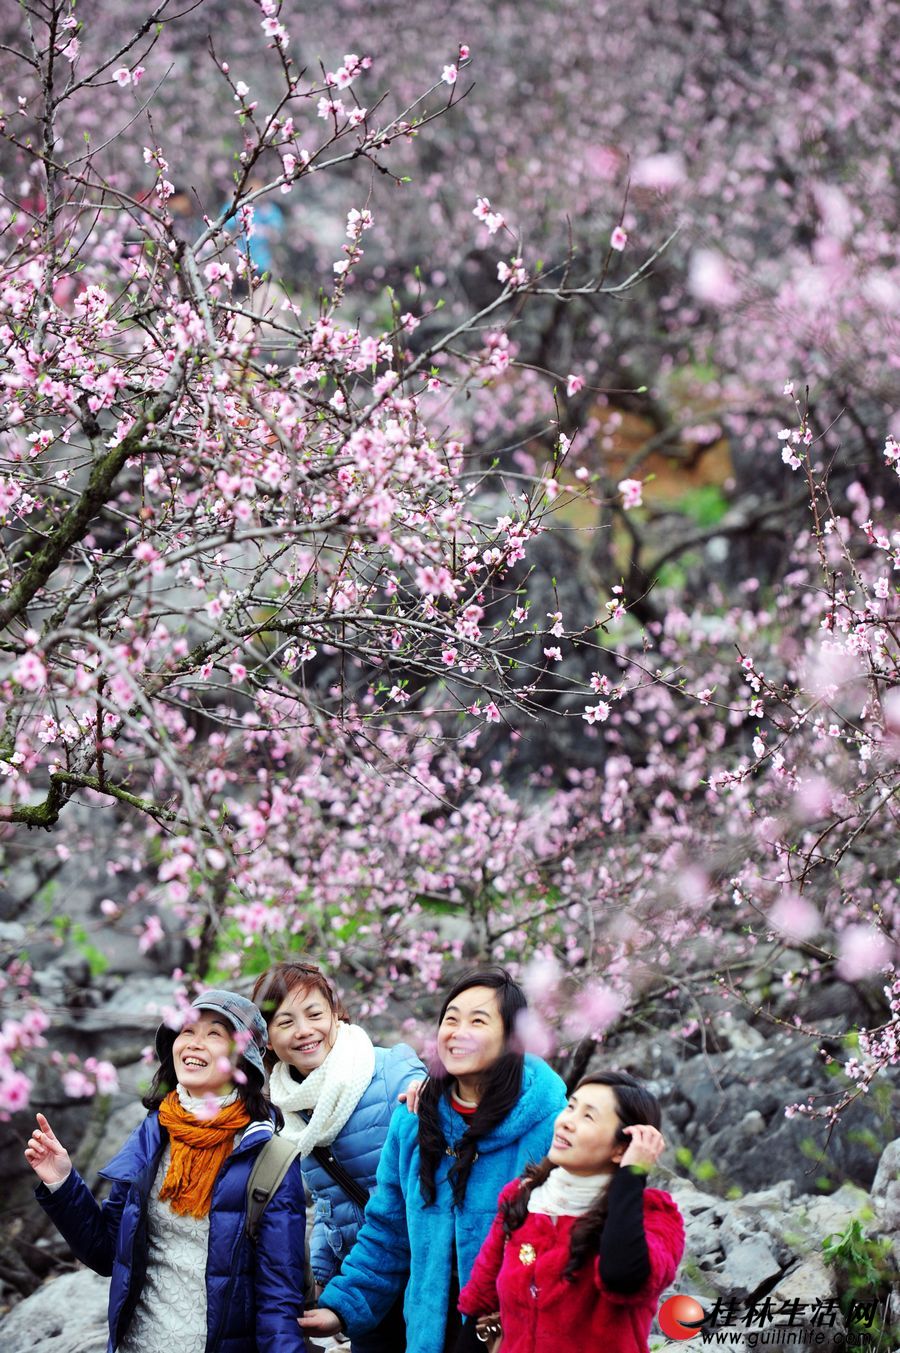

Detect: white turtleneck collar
[175,1083,239,1115]
[527,1166,612,1217]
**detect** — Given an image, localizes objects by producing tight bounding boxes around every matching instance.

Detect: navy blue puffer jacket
[35,1111,308,1353]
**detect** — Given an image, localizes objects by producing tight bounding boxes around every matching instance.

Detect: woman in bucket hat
[25,989,310,1353]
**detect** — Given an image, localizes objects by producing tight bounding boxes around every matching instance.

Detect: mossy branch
[0,770,211,832]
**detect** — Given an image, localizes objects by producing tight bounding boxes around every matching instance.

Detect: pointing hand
[24,1112,72,1187]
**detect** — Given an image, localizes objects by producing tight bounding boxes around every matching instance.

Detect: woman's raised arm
[24,1113,72,1188]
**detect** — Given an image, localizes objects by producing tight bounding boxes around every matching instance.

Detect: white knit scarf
[267,1021,376,1155]
[528,1167,611,1217]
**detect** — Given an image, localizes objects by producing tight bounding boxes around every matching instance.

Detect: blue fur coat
[320,1055,567,1353]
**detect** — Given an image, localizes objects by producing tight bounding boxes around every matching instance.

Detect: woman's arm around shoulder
[458,1178,521,1318]
[254,1153,310,1353]
[378,1041,427,1110]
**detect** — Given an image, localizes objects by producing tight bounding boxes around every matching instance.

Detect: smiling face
[436,984,506,1090]
[267,983,340,1076]
[549,1082,626,1176]
[172,1011,237,1097]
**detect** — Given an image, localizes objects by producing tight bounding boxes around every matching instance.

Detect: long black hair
[418,966,527,1207]
[142,1050,283,1129]
[502,1070,662,1279]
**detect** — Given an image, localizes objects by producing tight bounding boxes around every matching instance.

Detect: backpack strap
[245,1132,302,1242]
[246,1133,317,1307]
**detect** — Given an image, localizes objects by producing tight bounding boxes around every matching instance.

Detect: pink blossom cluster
[0,1005,48,1119]
[0,0,898,1124]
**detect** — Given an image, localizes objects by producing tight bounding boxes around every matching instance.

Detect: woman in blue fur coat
[299,967,567,1353]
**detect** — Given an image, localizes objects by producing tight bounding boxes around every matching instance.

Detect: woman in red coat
[458,1070,684,1353]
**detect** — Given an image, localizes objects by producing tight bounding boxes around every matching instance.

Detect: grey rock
[871,1138,900,1233]
[670,1183,727,1264]
[670,1180,728,1215]
[76,975,179,1030]
[738,1180,797,1209]
[889,1286,900,1340]
[711,1017,767,1055]
[712,1235,783,1298]
[789,1184,869,1248]
[719,1209,761,1251]
[687,1224,725,1266]
[0,1269,108,1353]
[726,1181,798,1258]
[659,1031,895,1195]
[769,1255,836,1305]
[79,1098,147,1185]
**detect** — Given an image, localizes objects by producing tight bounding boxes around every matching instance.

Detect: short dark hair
[251,961,350,1071]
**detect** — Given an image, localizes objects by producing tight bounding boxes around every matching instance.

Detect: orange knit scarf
[157,1091,250,1218]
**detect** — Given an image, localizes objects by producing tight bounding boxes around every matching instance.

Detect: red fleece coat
[459,1178,685,1353]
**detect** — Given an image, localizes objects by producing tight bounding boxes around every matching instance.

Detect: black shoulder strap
[311,1144,370,1211]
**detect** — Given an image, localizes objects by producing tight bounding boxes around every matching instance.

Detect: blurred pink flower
[837,926,892,980]
[513,1008,555,1058]
[617,477,643,509]
[770,890,819,941]
[631,152,686,191]
[0,1070,31,1115]
[688,249,739,306]
[63,1069,96,1098]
